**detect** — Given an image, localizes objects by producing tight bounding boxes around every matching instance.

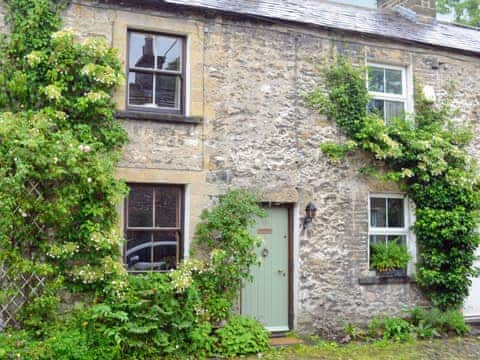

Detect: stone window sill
[116,110,203,124]
[358,275,415,285]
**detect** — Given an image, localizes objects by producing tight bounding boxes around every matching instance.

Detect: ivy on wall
[308,60,480,309]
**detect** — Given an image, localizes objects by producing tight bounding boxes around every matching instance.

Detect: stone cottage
[22,0,480,333]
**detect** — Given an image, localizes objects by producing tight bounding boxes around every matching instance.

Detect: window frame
[366,63,409,122]
[367,193,410,268]
[124,183,184,273]
[126,29,187,115]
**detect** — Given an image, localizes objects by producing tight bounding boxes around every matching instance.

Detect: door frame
[240,202,294,332]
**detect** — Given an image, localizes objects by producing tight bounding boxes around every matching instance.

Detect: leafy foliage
[193,189,266,321]
[0,1,270,358]
[308,59,480,309]
[437,0,480,27]
[407,307,470,336]
[370,242,412,273]
[0,0,128,330]
[215,315,270,357]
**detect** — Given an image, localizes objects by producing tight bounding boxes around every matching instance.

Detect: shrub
[370,242,412,273]
[382,317,414,342]
[365,316,413,342]
[215,315,270,357]
[407,307,470,336]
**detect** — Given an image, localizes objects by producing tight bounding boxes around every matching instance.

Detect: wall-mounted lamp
[303,202,317,230]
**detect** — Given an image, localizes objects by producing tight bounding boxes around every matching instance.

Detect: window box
[376,268,407,278]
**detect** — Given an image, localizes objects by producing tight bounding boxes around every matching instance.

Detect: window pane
[155,75,181,108]
[370,234,386,244]
[370,197,386,227]
[385,101,405,123]
[128,72,153,105]
[155,187,180,227]
[387,198,405,227]
[125,231,152,270]
[128,186,153,227]
[156,36,182,71]
[368,99,384,117]
[387,235,406,247]
[385,69,403,95]
[368,67,384,92]
[153,232,179,270]
[129,33,154,69]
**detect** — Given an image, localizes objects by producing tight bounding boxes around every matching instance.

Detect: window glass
[125,184,183,272]
[129,33,154,69]
[128,72,154,106]
[155,75,181,109]
[370,197,386,227]
[368,67,384,92]
[385,69,402,95]
[125,230,152,270]
[368,99,404,123]
[128,186,153,227]
[155,35,182,71]
[384,101,404,122]
[388,198,405,228]
[128,31,184,112]
[387,235,407,247]
[155,187,180,227]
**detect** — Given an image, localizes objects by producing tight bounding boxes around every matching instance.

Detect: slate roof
[162,0,480,55]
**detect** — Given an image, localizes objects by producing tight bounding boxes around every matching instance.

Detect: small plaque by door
[257,228,272,235]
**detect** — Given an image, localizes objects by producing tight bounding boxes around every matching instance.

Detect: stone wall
[60,0,480,334]
[1,0,479,334]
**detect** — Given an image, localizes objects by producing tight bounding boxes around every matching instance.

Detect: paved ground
[255,337,480,360]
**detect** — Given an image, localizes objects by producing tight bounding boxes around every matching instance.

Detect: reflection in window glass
[125,184,183,272]
[370,197,386,227]
[155,36,181,71]
[385,69,402,95]
[388,198,405,228]
[155,187,179,227]
[126,231,152,270]
[368,67,384,92]
[128,186,153,227]
[128,31,184,111]
[128,72,154,106]
[155,75,181,109]
[129,33,154,69]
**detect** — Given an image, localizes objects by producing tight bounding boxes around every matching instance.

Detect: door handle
[277,269,286,277]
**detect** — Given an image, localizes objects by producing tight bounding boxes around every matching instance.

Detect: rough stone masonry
[1,0,479,334]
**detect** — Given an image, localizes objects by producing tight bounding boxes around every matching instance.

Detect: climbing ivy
[308,59,480,309]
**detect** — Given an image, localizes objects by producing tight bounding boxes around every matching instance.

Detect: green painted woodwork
[242,207,289,331]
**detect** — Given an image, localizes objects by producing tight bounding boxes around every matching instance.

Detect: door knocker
[261,248,269,258]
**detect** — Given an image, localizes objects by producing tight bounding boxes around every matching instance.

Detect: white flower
[78,144,92,153]
[44,85,62,101]
[87,177,92,183]
[26,51,42,67]
[85,91,109,103]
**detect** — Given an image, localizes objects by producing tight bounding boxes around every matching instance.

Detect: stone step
[269,337,304,347]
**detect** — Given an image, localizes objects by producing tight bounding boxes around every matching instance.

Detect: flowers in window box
[370,242,412,275]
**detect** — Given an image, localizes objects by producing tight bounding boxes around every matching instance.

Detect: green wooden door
[242,207,289,332]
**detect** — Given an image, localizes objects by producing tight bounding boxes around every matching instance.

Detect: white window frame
[368,193,412,272]
[366,63,413,121]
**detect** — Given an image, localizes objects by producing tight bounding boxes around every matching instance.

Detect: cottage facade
[4,0,479,333]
